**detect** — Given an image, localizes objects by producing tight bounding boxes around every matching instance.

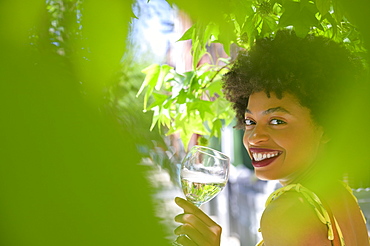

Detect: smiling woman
[173,30,370,246]
[244,91,326,184]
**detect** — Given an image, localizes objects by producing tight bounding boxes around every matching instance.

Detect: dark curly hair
[223,30,365,132]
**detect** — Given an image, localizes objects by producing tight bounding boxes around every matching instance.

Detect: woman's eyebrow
[245,107,291,115]
[263,106,291,115]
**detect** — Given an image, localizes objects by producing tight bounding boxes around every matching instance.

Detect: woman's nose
[244,126,269,146]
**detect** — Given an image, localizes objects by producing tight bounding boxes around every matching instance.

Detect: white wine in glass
[180,145,230,207]
[173,145,230,246]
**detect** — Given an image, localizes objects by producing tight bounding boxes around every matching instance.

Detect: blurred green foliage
[0,0,169,245]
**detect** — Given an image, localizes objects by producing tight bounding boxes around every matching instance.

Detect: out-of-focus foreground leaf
[0,0,169,245]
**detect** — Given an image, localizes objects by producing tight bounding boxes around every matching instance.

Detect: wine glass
[180,145,230,207]
[173,145,230,245]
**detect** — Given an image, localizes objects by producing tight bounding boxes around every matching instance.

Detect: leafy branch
[137,62,233,150]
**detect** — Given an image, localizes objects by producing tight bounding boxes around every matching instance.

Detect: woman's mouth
[249,148,282,168]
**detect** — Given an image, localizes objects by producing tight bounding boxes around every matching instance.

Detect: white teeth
[252,151,279,161]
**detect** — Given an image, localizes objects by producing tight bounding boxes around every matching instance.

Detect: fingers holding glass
[174,234,197,246]
[174,199,222,246]
[174,222,221,246]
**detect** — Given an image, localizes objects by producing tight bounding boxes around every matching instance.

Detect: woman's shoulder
[260,184,333,246]
[262,184,327,223]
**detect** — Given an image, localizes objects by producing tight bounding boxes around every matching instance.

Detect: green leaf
[233,1,254,28]
[211,97,231,116]
[187,100,214,121]
[278,1,318,37]
[146,92,168,111]
[156,64,172,90]
[241,13,258,46]
[332,0,344,22]
[323,13,338,38]
[168,114,209,151]
[211,119,223,138]
[204,22,219,44]
[178,25,195,41]
[188,72,200,93]
[149,106,161,131]
[163,96,175,109]
[207,80,223,97]
[151,106,171,131]
[137,63,160,96]
[136,64,173,111]
[179,130,193,151]
[191,38,201,69]
[177,89,188,104]
[263,15,278,32]
[189,22,219,69]
[137,64,160,110]
[261,20,273,37]
[316,0,331,16]
[217,20,236,55]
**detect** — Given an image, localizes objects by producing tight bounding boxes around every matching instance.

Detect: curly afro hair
[223,30,365,131]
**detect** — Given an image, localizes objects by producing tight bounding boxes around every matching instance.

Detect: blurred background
[1,0,369,245]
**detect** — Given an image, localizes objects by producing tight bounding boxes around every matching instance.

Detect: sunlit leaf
[211,97,231,116]
[192,38,205,69]
[156,64,173,90]
[204,22,219,45]
[137,64,160,109]
[187,100,214,121]
[233,1,254,28]
[177,89,188,104]
[178,25,195,41]
[188,72,200,93]
[147,92,168,111]
[179,130,192,151]
[211,118,222,138]
[217,20,236,55]
[241,13,257,46]
[150,106,161,131]
[207,80,222,97]
[139,64,160,91]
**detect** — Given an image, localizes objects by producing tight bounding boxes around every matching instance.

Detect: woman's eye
[270,119,286,125]
[244,119,256,126]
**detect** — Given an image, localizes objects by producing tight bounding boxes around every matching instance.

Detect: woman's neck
[279,162,319,187]
[279,160,341,190]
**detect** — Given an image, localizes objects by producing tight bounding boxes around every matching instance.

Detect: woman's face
[243,91,326,185]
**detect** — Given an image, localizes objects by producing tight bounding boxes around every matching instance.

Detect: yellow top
[255,182,366,246]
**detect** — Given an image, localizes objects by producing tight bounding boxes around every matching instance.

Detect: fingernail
[174,226,181,235]
[175,197,181,204]
[174,214,180,222]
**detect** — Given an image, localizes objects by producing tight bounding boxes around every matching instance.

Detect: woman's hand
[174,197,222,246]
